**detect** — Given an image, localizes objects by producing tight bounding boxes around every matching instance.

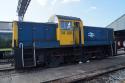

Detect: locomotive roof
[56,15,81,21]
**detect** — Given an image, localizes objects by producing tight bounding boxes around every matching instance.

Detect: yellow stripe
[12,21,18,48]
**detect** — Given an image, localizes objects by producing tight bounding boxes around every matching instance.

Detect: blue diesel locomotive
[12,15,115,69]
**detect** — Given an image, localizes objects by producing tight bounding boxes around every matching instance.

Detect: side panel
[84,26,113,46]
[32,23,59,48]
[18,22,33,47]
[17,22,59,48]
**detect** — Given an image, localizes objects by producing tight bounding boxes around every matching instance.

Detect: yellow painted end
[12,21,18,48]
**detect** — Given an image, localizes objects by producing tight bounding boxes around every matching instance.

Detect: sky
[0,0,125,27]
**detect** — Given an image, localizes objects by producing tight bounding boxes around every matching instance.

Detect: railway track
[0,54,125,83]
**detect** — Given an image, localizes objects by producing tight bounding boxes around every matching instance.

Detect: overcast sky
[0,0,125,27]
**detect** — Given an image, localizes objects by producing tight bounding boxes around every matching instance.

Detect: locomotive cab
[49,15,84,47]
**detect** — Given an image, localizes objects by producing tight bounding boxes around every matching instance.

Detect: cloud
[51,0,57,5]
[90,6,97,10]
[37,0,48,6]
[36,0,81,7]
[61,0,81,3]
[84,6,97,13]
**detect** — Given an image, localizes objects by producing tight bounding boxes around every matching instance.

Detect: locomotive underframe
[14,45,113,69]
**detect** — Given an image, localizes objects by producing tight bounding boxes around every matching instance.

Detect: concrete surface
[117,50,125,55]
[1,55,125,83]
[0,64,14,71]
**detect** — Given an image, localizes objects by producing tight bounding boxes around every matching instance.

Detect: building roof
[107,14,125,31]
[107,14,125,27]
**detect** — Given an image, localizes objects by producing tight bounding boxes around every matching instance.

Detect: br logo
[88,32,95,38]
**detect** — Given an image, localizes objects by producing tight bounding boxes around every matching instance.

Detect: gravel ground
[79,69,125,83]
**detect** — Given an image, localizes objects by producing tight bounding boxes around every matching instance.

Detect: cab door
[73,22,81,45]
[58,21,74,45]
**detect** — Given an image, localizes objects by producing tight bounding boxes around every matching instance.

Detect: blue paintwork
[17,22,59,48]
[17,22,114,48]
[84,26,114,46]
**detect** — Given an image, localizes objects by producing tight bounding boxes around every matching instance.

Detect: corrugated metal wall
[107,14,125,31]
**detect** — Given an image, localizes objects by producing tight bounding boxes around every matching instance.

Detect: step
[23,52,33,54]
[23,54,34,58]
[24,62,35,67]
[23,50,33,53]
[24,58,34,60]
[24,59,35,67]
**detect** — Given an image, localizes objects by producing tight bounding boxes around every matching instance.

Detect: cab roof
[56,15,81,21]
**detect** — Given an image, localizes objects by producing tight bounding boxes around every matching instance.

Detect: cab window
[60,21,72,30]
[74,22,80,28]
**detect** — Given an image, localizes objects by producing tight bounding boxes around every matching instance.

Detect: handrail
[33,42,36,66]
[110,41,114,56]
[114,41,117,55]
[19,43,24,67]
